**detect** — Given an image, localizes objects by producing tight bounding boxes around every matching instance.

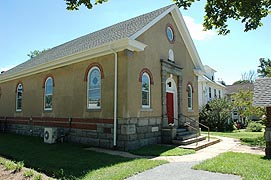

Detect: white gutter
[110,46,118,147]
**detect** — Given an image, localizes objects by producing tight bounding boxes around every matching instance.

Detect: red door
[166,92,174,124]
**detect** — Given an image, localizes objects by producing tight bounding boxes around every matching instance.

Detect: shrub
[200,98,233,132]
[34,174,43,180]
[246,121,263,132]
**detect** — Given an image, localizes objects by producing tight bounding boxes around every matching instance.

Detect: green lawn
[203,130,265,147]
[130,144,195,156]
[0,133,167,180]
[193,152,271,180]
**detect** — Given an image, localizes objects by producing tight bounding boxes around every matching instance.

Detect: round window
[166,24,174,43]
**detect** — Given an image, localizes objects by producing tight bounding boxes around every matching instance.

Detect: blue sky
[1,0,270,85]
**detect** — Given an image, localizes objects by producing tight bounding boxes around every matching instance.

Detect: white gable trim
[130,5,204,72]
[0,38,147,83]
[130,5,176,40]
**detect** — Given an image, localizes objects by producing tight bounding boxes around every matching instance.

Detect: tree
[232,70,257,85]
[64,0,271,35]
[27,49,49,59]
[231,89,265,120]
[199,98,233,132]
[257,58,271,77]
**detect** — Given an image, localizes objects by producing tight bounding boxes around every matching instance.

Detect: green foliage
[3,160,17,171]
[65,0,108,10]
[232,80,250,85]
[246,121,263,132]
[231,89,265,119]
[24,169,35,178]
[241,136,265,147]
[193,152,271,180]
[27,49,50,59]
[34,174,43,180]
[257,58,271,77]
[130,144,195,156]
[199,98,233,132]
[0,133,166,179]
[64,0,271,35]
[174,0,271,35]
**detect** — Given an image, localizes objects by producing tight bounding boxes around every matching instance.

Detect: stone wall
[117,116,162,151]
[0,116,162,151]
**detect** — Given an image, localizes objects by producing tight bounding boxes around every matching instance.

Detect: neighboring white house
[198,65,225,109]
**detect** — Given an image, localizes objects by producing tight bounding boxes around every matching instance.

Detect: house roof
[253,78,271,107]
[198,74,225,88]
[0,4,204,83]
[225,83,254,95]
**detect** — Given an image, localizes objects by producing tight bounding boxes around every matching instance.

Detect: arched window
[88,67,101,109]
[44,77,53,110]
[168,49,174,62]
[16,83,23,111]
[142,73,150,108]
[187,84,193,110]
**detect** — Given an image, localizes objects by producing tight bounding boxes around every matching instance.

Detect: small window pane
[44,77,53,110]
[88,68,101,109]
[188,85,192,109]
[16,84,23,111]
[142,73,150,107]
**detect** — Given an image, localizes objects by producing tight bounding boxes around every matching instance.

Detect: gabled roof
[0,4,204,83]
[225,83,254,95]
[253,78,271,107]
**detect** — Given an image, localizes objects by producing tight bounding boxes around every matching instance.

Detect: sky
[1,0,270,85]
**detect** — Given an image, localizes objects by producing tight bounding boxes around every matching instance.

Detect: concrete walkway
[88,137,265,180]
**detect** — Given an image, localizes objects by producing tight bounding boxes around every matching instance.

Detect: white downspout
[110,47,118,147]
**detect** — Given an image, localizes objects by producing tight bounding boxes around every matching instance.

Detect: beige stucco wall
[0,13,199,120]
[125,14,199,118]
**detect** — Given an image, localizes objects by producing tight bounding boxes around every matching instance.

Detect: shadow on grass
[0,133,136,179]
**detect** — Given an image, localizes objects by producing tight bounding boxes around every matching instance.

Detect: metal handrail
[179,114,210,141]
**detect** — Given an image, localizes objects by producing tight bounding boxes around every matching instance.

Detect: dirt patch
[0,164,54,180]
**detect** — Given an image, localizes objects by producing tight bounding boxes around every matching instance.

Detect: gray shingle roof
[2,4,174,76]
[253,78,271,107]
[225,83,254,95]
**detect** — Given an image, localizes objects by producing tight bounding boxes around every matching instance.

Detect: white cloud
[183,16,216,40]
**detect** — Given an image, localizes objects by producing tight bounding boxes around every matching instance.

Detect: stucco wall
[126,14,199,119]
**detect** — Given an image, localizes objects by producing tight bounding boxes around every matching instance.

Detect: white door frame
[166,76,178,126]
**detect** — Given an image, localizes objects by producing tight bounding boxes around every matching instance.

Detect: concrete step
[178,138,221,151]
[173,135,206,145]
[176,131,192,137]
[176,128,187,133]
[176,133,198,141]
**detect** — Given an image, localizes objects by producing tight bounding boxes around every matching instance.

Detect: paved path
[89,137,264,180]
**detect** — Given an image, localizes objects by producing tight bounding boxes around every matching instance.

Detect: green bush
[24,169,34,178]
[246,121,263,132]
[199,98,233,132]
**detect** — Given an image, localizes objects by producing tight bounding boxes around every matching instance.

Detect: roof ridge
[2,4,175,77]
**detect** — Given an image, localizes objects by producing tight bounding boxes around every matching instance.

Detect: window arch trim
[44,76,54,111]
[186,82,194,93]
[141,72,151,108]
[87,66,102,109]
[42,74,55,88]
[84,62,104,81]
[138,68,154,85]
[15,82,23,112]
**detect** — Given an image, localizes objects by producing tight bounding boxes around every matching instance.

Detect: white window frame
[87,67,101,109]
[187,84,193,110]
[16,83,23,112]
[141,72,151,108]
[168,49,174,62]
[44,77,53,111]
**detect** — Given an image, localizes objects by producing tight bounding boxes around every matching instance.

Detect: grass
[203,130,265,146]
[130,144,195,156]
[0,133,167,179]
[193,152,271,180]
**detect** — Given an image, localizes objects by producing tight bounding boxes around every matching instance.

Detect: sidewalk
[89,136,264,180]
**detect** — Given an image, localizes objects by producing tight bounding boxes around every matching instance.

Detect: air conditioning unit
[44,127,58,144]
